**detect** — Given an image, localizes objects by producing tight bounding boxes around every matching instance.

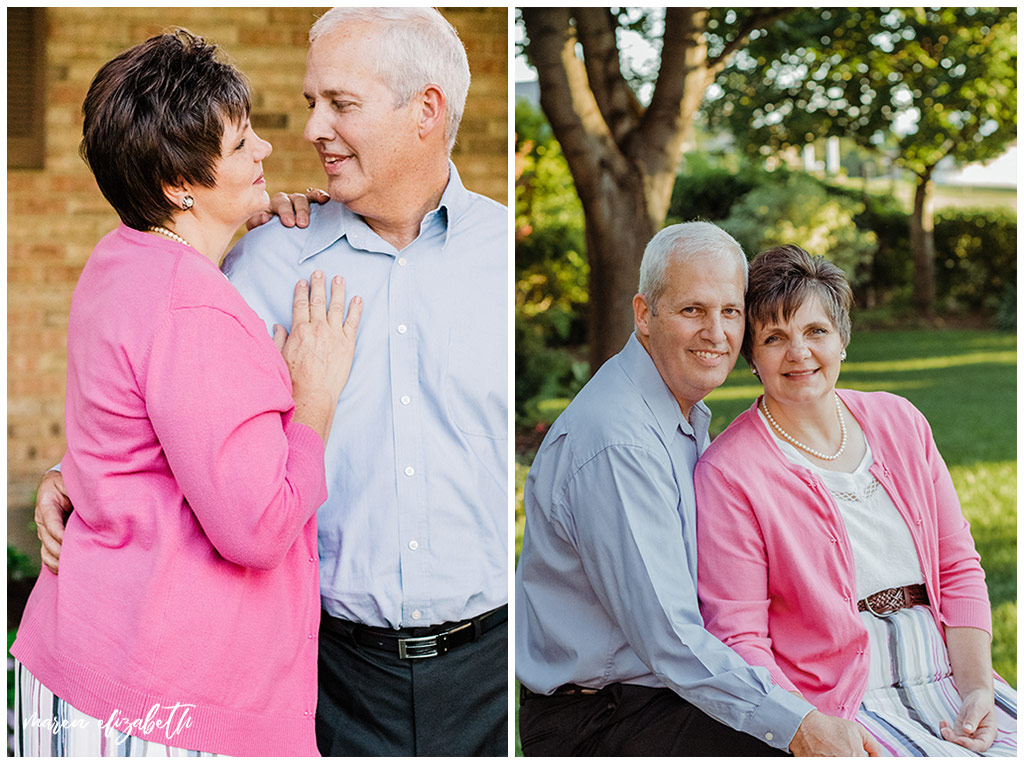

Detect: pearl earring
[182,195,194,210]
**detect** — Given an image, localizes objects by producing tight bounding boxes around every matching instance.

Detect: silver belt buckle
[398,634,440,660]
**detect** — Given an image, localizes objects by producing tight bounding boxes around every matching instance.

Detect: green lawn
[514,328,1016,753]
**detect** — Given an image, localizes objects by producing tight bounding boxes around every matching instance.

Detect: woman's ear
[162,182,195,212]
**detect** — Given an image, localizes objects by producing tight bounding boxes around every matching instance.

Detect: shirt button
[404,466,415,477]
[309,556,316,563]
[308,634,315,640]
[409,540,419,551]
[398,257,407,267]
[397,324,407,334]
[411,610,422,620]
[765,732,774,741]
[400,395,411,405]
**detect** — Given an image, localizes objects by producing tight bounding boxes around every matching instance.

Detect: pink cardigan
[13,225,328,756]
[694,389,991,719]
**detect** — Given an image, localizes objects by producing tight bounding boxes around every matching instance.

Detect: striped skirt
[12,660,223,757]
[855,606,1017,757]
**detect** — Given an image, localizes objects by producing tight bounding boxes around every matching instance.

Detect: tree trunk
[582,170,659,373]
[909,169,936,315]
[521,7,785,371]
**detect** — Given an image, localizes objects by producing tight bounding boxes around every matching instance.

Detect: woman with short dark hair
[12,30,361,756]
[695,245,1016,756]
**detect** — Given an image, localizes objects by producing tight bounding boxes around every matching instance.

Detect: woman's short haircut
[309,7,470,153]
[742,244,854,366]
[80,29,250,231]
[638,222,748,316]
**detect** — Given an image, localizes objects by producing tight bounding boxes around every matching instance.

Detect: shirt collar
[298,161,464,263]
[619,333,712,442]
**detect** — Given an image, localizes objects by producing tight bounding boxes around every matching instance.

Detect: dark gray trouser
[316,614,508,756]
[519,682,791,757]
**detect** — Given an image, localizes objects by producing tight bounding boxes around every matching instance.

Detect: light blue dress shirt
[514,334,811,750]
[222,164,508,629]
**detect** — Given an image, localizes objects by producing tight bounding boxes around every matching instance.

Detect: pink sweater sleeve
[143,303,328,570]
[695,460,799,693]
[914,411,993,635]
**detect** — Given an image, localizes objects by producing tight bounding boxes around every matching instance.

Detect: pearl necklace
[761,393,847,461]
[148,226,192,249]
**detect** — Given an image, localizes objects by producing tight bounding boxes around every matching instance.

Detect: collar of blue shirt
[298,162,467,263]
[619,333,711,442]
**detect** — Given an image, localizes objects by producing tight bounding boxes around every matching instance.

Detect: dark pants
[316,612,508,756]
[519,683,790,757]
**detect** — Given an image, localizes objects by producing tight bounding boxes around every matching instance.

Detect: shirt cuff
[745,684,814,751]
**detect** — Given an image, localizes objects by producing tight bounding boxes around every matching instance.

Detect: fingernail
[298,280,307,287]
[354,296,362,304]
[313,270,323,278]
[334,275,342,284]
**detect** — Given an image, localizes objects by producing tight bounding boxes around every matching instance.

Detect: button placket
[388,245,430,627]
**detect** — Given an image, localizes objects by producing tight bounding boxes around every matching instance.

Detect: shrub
[934,208,1017,314]
[667,151,778,223]
[515,99,589,424]
[720,174,877,284]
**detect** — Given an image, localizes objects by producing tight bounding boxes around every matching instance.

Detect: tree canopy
[704,7,1017,311]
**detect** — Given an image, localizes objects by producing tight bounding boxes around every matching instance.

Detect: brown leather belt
[857,584,928,616]
[520,683,602,701]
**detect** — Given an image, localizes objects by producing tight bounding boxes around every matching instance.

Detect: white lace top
[757,409,925,601]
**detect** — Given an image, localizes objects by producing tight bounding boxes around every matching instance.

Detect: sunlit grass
[514,328,1015,751]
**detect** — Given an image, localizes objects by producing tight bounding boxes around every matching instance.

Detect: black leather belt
[322,605,507,660]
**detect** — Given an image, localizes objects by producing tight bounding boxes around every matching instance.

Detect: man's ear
[416,84,446,140]
[633,293,652,338]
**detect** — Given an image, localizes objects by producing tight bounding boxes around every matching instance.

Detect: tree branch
[575,8,644,146]
[708,7,797,76]
[635,8,707,176]
[520,8,630,202]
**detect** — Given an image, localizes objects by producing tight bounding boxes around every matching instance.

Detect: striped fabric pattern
[855,606,1017,757]
[12,661,223,758]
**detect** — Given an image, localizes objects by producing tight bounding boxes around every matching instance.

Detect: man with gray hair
[34,7,507,756]
[515,222,879,756]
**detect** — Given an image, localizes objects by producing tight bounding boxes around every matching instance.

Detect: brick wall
[6,7,509,554]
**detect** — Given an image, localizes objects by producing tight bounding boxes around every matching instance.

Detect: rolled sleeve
[917,413,992,635]
[560,444,810,749]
